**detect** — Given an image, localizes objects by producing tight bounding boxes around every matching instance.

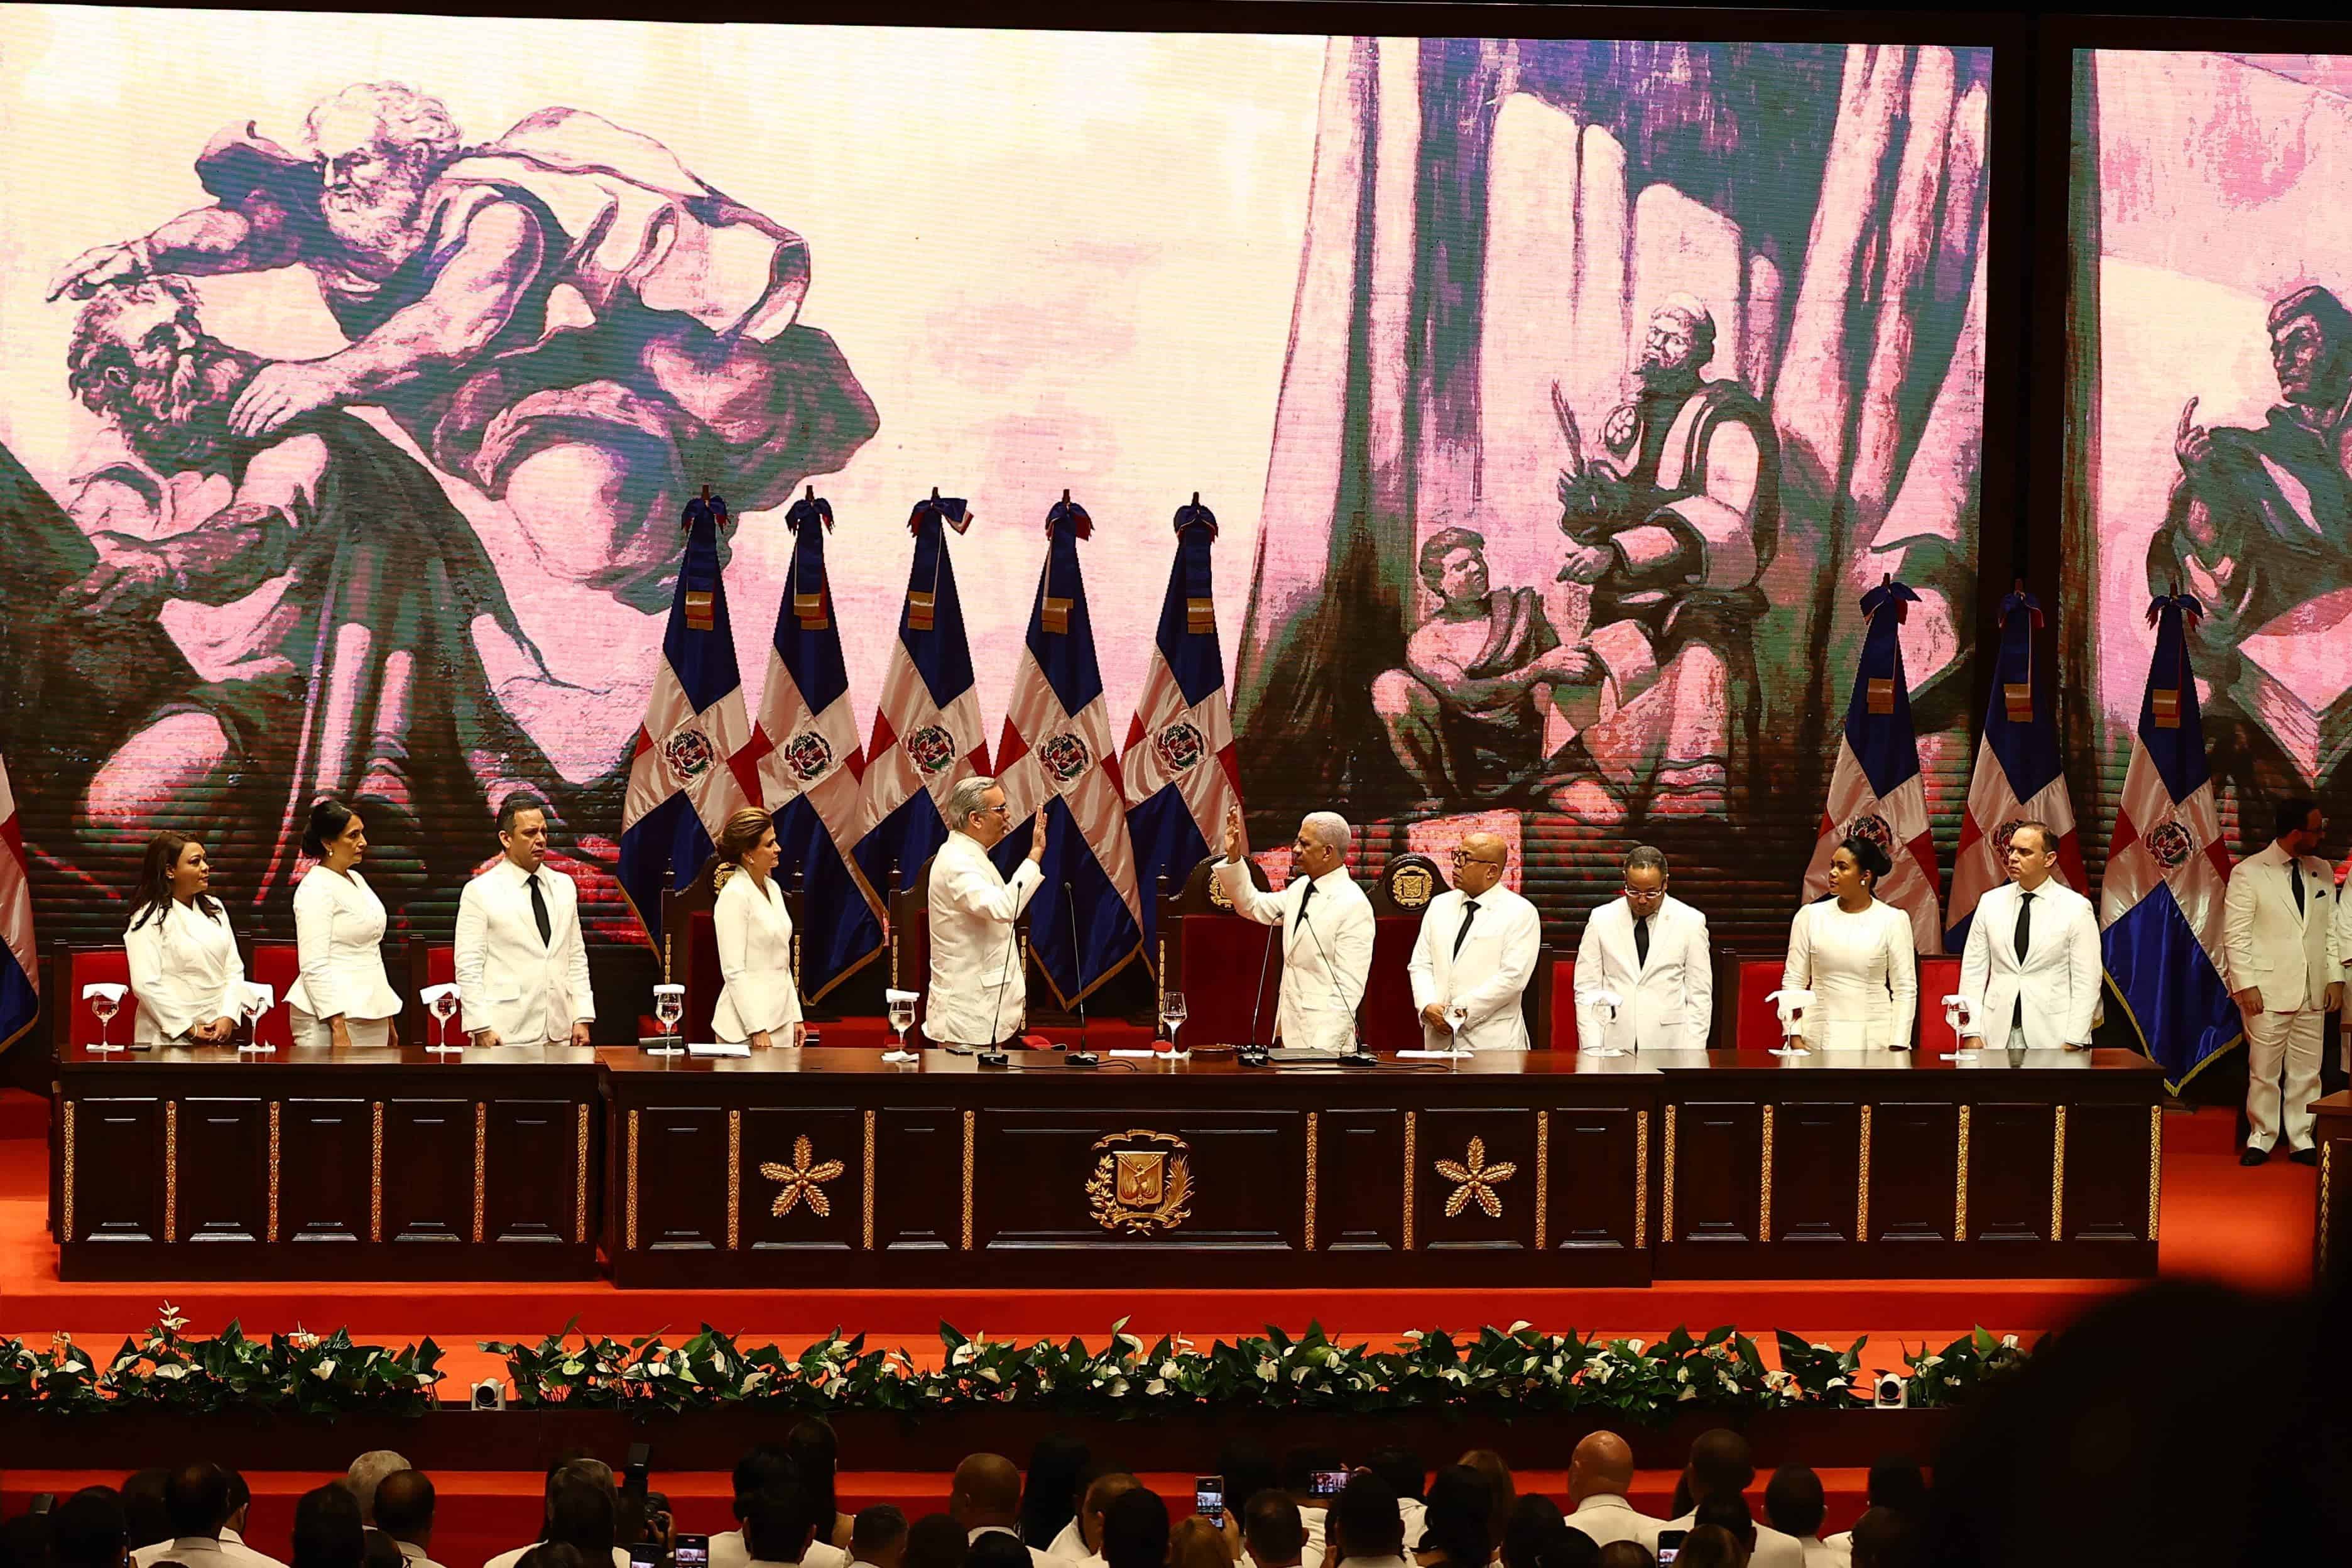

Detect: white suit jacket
[710,869,802,1042]
[1216,858,1374,1052]
[125,900,246,1043]
[2224,842,2336,1012]
[1574,894,1712,1051]
[1407,885,1540,1049]
[1957,878,2101,1047]
[284,866,400,1022]
[925,831,1043,1045]
[454,859,596,1042]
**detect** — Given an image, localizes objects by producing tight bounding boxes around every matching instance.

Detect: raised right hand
[1223,807,1246,863]
[47,241,144,301]
[2233,986,2264,1017]
[2175,397,2214,473]
[1028,813,1047,863]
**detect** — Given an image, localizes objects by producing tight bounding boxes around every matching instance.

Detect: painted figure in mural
[48,82,879,613]
[1538,295,1782,827]
[1371,526,1594,803]
[2154,285,2352,811]
[59,278,557,908]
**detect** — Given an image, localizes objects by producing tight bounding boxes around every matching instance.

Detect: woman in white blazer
[711,807,802,1047]
[124,832,246,1045]
[285,798,402,1049]
[1783,836,1917,1052]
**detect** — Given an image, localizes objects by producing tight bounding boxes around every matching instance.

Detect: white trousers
[290,1008,394,1050]
[2243,1005,2322,1152]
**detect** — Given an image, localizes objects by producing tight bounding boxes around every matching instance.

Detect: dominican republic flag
[1804,577,1942,950]
[1946,587,2089,949]
[2100,592,2239,1091]
[0,752,35,1054]
[851,496,989,902]
[1123,497,1240,961]
[743,494,886,1001]
[988,498,1145,1006]
[619,496,758,943]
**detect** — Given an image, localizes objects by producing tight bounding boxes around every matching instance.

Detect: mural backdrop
[0,11,1991,1016]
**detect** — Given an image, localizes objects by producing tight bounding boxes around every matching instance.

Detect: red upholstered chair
[49,944,132,1057]
[1916,954,1961,1052]
[1733,956,1786,1050]
[1545,954,1578,1049]
[1155,856,1281,1047]
[247,943,300,1052]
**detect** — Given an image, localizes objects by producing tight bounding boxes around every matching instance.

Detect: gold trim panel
[1304,1111,1319,1252]
[163,1101,178,1245]
[1856,1104,1873,1243]
[2147,1102,2162,1243]
[1534,1111,1550,1251]
[1662,1104,1678,1246]
[626,1108,640,1251]
[575,1103,591,1246]
[472,1102,487,1244]
[1955,1104,1971,1243]
[267,1101,281,1243]
[1635,1109,1649,1249]
[2051,1103,2067,1243]
[1758,1103,1774,1244]
[60,1101,75,1244]
[727,1109,743,1250]
[863,1109,877,1251]
[1402,1110,1418,1251]
[960,1109,976,1250]
[369,1101,384,1244]
[2322,1140,2334,1276]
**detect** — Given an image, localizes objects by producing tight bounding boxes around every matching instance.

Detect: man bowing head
[1573,845,1713,1052]
[925,776,1046,1048]
[1217,807,1374,1052]
[1407,833,1542,1050]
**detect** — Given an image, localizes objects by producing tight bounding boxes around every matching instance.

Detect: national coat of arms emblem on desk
[1086,1129,1194,1234]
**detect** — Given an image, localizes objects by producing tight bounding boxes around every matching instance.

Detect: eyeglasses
[1451,850,1508,867]
[1621,884,1666,898]
[981,803,1011,817]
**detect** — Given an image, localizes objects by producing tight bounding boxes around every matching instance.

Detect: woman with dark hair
[290,1483,365,1568]
[1780,835,1917,1052]
[787,1417,853,1550]
[1020,1435,1089,1552]
[1456,1452,1515,1560]
[1498,1495,1567,1568]
[1413,1466,1492,1568]
[713,806,802,1049]
[285,799,400,1048]
[124,832,245,1045]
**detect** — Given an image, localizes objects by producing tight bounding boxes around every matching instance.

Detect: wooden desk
[597,1046,2164,1290]
[2316,1089,2352,1285]
[57,1040,601,1281]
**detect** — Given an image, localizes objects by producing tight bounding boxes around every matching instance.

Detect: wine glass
[1583,988,1626,1059]
[84,984,126,1055]
[1159,991,1189,1058]
[1767,989,1814,1057]
[1443,1003,1471,1058]
[424,985,462,1055]
[236,981,275,1055]
[1939,996,1979,1062]
[650,984,685,1056]
[883,990,918,1063]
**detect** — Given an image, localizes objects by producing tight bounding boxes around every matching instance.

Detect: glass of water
[884,993,918,1062]
[428,988,462,1054]
[1160,991,1188,1057]
[650,984,685,1055]
[87,987,122,1054]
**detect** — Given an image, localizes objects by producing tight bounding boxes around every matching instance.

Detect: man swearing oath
[1407,832,1542,1050]
[453,793,595,1047]
[924,775,1046,1048]
[1217,807,1374,1052]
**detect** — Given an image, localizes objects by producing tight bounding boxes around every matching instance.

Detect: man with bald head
[1408,831,1541,1050]
[1221,808,1375,1053]
[1561,1432,1664,1549]
[949,1456,1054,1568]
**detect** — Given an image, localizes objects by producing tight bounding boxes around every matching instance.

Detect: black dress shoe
[2290,1146,2319,1166]
[2241,1146,2270,1167]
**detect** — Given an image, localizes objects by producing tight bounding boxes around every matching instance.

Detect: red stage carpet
[0,1090,2316,1562]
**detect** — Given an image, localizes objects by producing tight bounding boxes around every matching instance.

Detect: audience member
[1074,1477,1143,1568]
[1410,1467,1488,1568]
[1241,1495,1305,1568]
[516,1551,587,1568]
[290,1486,363,1568]
[1756,1471,1828,1568]
[1594,1545,1653,1568]
[1167,1518,1232,1568]
[1843,1511,1903,1568]
[1688,1500,1752,1565]
[119,1475,170,1558]
[1497,1497,1567,1568]
[134,1462,283,1568]
[952,1456,1054,1568]
[2,1512,53,1568]
[483,1462,628,1568]
[1560,1435,1658,1552]
[1453,1454,1512,1563]
[846,1509,906,1568]
[899,1517,965,1568]
[1020,1440,1089,1555]
[357,1534,401,1568]
[542,1473,617,1568]
[1653,1435,1797,1568]
[219,1474,271,1568]
[1665,1528,1737,1568]
[369,1474,436,1568]
[342,1456,409,1532]
[714,1447,788,1568]
[1215,1442,1281,1545]
[1817,1457,1920,1561]
[1099,1491,1169,1568]
[1329,1475,1405,1568]
[787,1422,854,1553]
[744,1484,830,1568]
[970,1539,1033,1568]
[1277,1449,1342,1568]
[1361,1452,1425,1551]
[52,1488,131,1568]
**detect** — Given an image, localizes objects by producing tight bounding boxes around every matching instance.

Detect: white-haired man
[50,80,876,614]
[925,775,1046,1047]
[1217,807,1375,1052]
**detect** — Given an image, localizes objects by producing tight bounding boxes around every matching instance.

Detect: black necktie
[1452,900,1481,958]
[2292,859,2307,917]
[1633,914,1651,968]
[528,872,552,947]
[2013,890,2033,1028]
[1295,877,1315,935]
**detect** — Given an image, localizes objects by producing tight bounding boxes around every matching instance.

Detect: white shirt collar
[967,1527,1018,1542]
[220,1530,246,1547]
[493,856,542,887]
[1309,864,1352,893]
[1568,1494,1633,1513]
[167,1542,227,1557]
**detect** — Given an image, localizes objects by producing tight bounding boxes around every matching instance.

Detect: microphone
[1064,882,1094,1062]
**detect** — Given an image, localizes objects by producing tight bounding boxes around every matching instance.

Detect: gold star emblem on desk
[1435,1136,1517,1219]
[761,1135,846,1217]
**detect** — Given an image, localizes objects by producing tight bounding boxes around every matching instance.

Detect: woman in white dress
[285,798,402,1049]
[711,807,802,1048]
[124,832,246,1045]
[1782,836,1917,1052]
